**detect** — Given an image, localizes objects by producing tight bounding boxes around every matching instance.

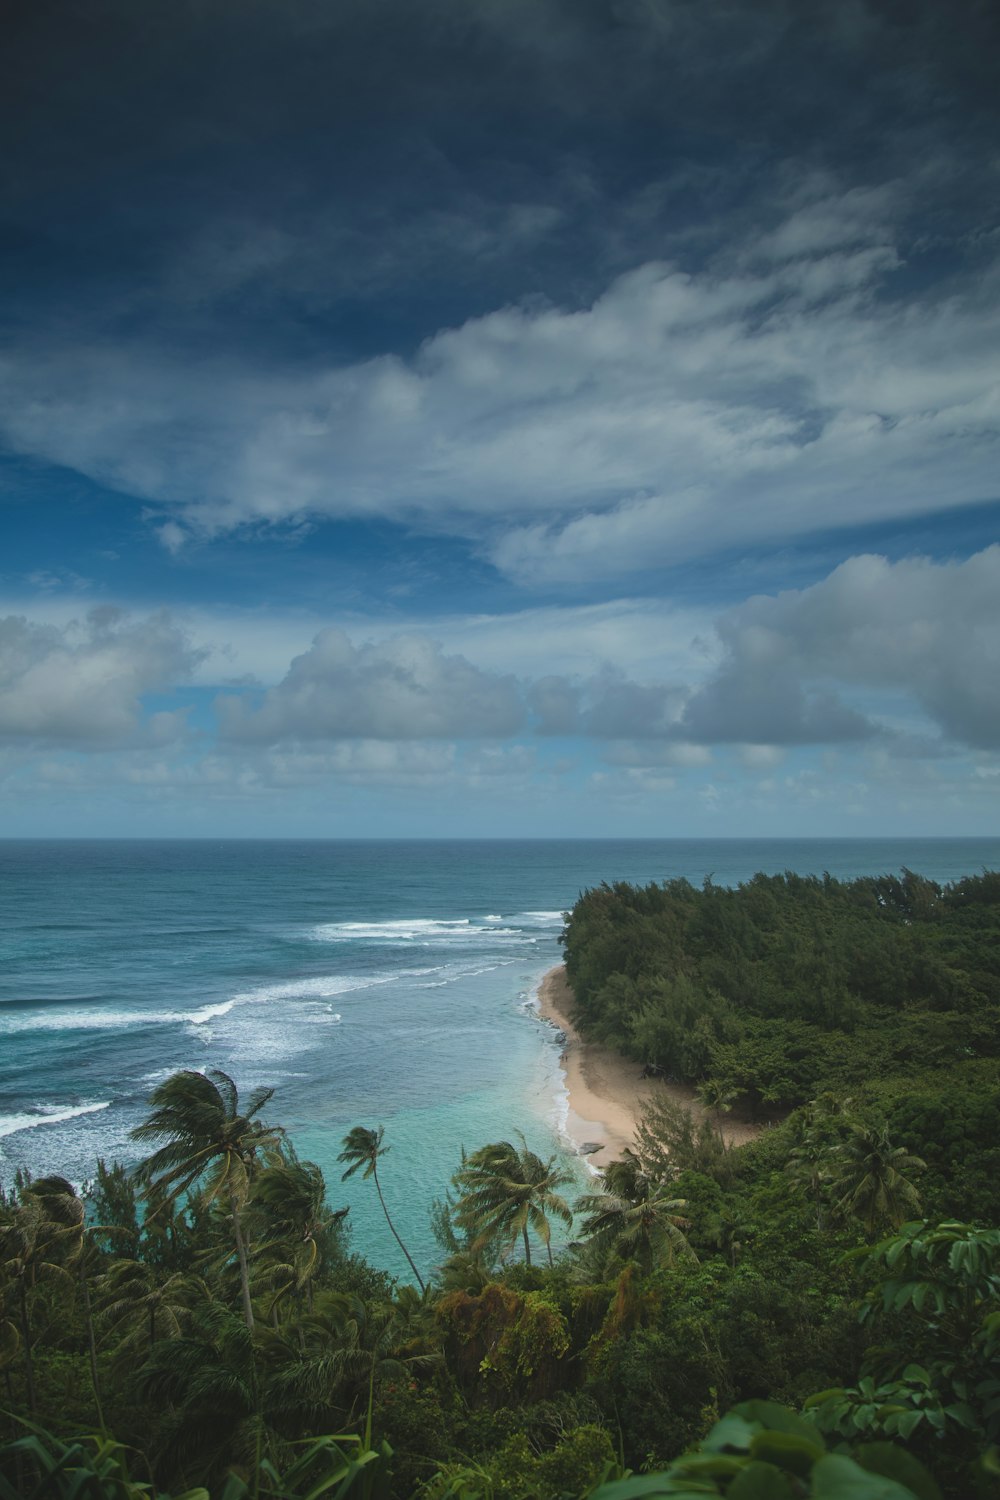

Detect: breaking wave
[0,1101,111,1139]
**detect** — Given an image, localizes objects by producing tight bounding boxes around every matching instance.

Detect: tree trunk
[522,1224,532,1267]
[373,1168,426,1292]
[230,1188,255,1331]
[17,1285,37,1415]
[80,1260,105,1430]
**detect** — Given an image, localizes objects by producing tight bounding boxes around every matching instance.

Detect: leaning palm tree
[136,1298,264,1488]
[97,1258,209,1362]
[28,1176,107,1426]
[131,1069,285,1330]
[338,1126,425,1292]
[248,1159,348,1318]
[262,1286,439,1433]
[453,1135,573,1268]
[827,1122,925,1238]
[576,1156,694,1276]
[0,1180,82,1413]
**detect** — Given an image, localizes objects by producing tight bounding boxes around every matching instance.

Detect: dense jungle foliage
[3,869,1000,1499]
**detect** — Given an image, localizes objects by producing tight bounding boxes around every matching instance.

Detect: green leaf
[731,1403,822,1445]
[728,1461,795,1499]
[585,1475,701,1498]
[811,1453,923,1498]
[701,1413,758,1454]
[749,1432,825,1478]
[855,1443,942,1500]
[884,1411,923,1439]
[672,1455,746,1480]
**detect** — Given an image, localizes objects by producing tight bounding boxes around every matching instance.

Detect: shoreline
[535,965,761,1169]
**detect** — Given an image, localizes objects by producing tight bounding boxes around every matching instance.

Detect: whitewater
[2,838,998,1277]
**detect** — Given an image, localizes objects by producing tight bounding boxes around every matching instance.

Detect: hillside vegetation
[3,868,1000,1499]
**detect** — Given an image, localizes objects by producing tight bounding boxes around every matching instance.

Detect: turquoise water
[2,838,998,1278]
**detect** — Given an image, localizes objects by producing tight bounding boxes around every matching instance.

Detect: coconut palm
[97,1259,209,1361]
[338,1126,426,1292]
[131,1069,285,1330]
[29,1176,106,1425]
[248,1159,347,1318]
[828,1122,925,1238]
[0,1196,45,1413]
[0,1180,83,1413]
[136,1299,264,1487]
[263,1288,438,1431]
[576,1156,694,1276]
[453,1135,573,1268]
[784,1094,859,1230]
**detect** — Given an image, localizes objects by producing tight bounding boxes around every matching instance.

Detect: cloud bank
[0,609,200,747]
[2,186,997,586]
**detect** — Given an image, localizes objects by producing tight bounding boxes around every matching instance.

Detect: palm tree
[695,1078,743,1124]
[785,1094,859,1230]
[828,1122,925,1238]
[0,1180,82,1413]
[576,1156,694,1276]
[248,1160,348,1318]
[131,1069,285,1330]
[29,1176,106,1426]
[338,1126,426,1293]
[453,1135,573,1268]
[262,1287,439,1433]
[136,1299,263,1488]
[0,1194,46,1413]
[97,1259,209,1361]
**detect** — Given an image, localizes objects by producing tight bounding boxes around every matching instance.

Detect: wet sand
[535,965,760,1169]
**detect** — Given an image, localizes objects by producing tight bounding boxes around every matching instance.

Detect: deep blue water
[2,838,998,1277]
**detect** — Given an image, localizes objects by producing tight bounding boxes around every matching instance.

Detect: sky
[1,0,999,838]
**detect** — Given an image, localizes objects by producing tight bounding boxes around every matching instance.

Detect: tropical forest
[3,869,1000,1500]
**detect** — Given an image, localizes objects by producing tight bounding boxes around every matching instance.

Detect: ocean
[2,837,998,1278]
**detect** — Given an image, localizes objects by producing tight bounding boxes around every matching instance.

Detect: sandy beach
[536,965,760,1169]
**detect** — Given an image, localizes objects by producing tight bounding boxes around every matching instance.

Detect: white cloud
[156,521,188,555]
[0,608,201,747]
[3,547,999,767]
[215,628,524,742]
[736,744,787,769]
[1,185,996,581]
[680,547,1000,748]
[602,740,713,768]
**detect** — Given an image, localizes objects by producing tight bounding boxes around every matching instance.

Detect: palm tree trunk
[229,1187,255,1331]
[79,1260,105,1430]
[17,1285,37,1415]
[522,1224,532,1267]
[372,1168,426,1292]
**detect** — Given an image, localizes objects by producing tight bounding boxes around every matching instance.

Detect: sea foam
[0,1101,111,1139]
[310,917,523,944]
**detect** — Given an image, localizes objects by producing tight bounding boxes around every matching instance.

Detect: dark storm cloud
[3,0,997,359]
[1,0,998,605]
